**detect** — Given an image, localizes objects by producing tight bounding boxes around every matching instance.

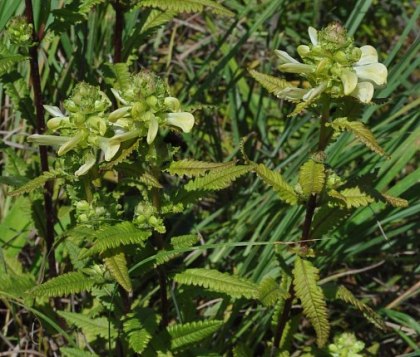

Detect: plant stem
[151,186,169,327]
[25,0,57,278]
[272,98,330,353]
[113,0,123,63]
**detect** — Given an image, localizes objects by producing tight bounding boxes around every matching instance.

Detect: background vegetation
[0,0,418,355]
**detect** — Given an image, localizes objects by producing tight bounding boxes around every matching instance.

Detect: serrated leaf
[381,193,408,208]
[325,284,386,330]
[257,277,288,307]
[249,70,296,101]
[174,268,258,299]
[171,234,199,249]
[142,9,176,33]
[30,272,96,298]
[0,44,27,76]
[103,251,132,293]
[328,187,374,208]
[167,159,235,177]
[293,257,329,347]
[57,311,116,341]
[124,309,159,354]
[184,165,250,191]
[328,117,385,156]
[139,172,163,188]
[137,0,234,17]
[8,170,62,196]
[168,320,223,349]
[299,160,325,196]
[0,273,35,298]
[254,163,298,205]
[81,222,151,257]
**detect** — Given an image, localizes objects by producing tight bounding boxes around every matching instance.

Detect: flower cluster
[275,23,387,104]
[6,16,33,47]
[28,71,195,176]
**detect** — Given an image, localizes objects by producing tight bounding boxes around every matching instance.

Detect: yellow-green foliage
[103,250,132,293]
[168,320,223,349]
[298,160,325,196]
[168,159,236,177]
[293,257,330,347]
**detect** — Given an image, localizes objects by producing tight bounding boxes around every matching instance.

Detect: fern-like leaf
[103,251,132,293]
[184,165,250,191]
[30,272,96,298]
[8,170,62,196]
[81,222,151,257]
[328,117,385,156]
[0,44,26,76]
[0,273,35,298]
[257,277,288,307]
[168,320,223,349]
[137,0,234,17]
[123,308,159,354]
[171,234,199,249]
[311,206,351,239]
[58,311,116,341]
[167,159,235,177]
[293,257,330,347]
[381,193,408,208]
[249,70,297,102]
[254,163,298,205]
[174,268,258,299]
[142,9,176,33]
[139,172,163,188]
[78,0,105,14]
[326,284,386,330]
[298,160,325,196]
[328,187,374,208]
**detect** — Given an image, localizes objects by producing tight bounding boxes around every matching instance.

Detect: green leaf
[141,9,176,33]
[249,70,296,101]
[257,277,288,307]
[298,160,325,196]
[184,165,250,191]
[174,268,258,299]
[81,222,151,257]
[60,347,98,357]
[328,117,385,156]
[170,234,199,249]
[30,272,96,298]
[139,172,163,188]
[293,257,330,347]
[0,43,26,76]
[381,193,408,208]
[103,251,132,293]
[254,163,298,205]
[57,311,116,341]
[123,309,159,354]
[137,0,234,17]
[168,320,223,349]
[328,187,374,208]
[167,159,235,177]
[0,273,35,298]
[325,284,386,330]
[8,170,62,196]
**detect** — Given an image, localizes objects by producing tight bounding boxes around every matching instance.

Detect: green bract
[6,16,33,47]
[275,23,388,103]
[27,71,195,176]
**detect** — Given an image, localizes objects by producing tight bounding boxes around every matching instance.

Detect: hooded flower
[109,71,194,145]
[272,23,387,104]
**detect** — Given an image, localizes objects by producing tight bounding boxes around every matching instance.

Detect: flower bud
[132,102,147,118]
[146,95,158,109]
[164,97,181,112]
[334,51,347,64]
[297,45,310,58]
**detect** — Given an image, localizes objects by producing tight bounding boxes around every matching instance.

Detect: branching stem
[272,98,331,353]
[113,0,124,63]
[25,0,57,278]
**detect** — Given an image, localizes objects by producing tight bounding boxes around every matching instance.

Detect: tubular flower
[109,71,194,145]
[274,23,387,104]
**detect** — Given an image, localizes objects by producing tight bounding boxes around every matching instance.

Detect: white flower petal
[27,134,71,146]
[302,82,327,101]
[340,69,358,95]
[75,153,96,176]
[111,88,128,105]
[99,139,120,161]
[354,63,388,86]
[274,50,300,64]
[164,97,181,112]
[165,112,195,133]
[279,63,314,74]
[350,82,374,103]
[308,26,318,46]
[43,105,65,117]
[57,131,86,156]
[356,45,378,65]
[276,87,308,101]
[147,116,159,144]
[108,107,130,122]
